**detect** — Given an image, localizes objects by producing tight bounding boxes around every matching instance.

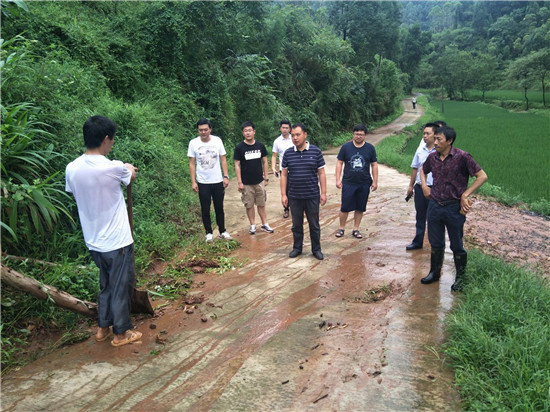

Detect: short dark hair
[83,115,117,149]
[433,120,446,127]
[280,119,291,127]
[196,118,212,128]
[353,123,368,134]
[435,125,456,145]
[291,122,307,133]
[241,121,255,130]
[424,122,440,133]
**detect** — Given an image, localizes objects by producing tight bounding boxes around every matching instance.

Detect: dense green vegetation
[445,251,550,411]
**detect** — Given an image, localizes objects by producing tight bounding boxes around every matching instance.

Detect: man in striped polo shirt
[280,123,327,260]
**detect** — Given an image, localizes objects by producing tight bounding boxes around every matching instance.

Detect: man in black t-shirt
[335,124,378,240]
[234,121,274,235]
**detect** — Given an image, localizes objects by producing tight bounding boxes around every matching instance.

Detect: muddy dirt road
[3,101,548,411]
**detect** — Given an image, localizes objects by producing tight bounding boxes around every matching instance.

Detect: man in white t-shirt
[188,118,232,242]
[405,122,438,251]
[271,120,294,218]
[66,115,142,347]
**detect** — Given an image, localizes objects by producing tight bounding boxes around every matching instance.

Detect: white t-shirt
[65,154,133,252]
[272,134,294,171]
[187,135,226,184]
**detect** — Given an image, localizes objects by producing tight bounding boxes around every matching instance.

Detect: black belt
[414,183,432,187]
[434,199,459,206]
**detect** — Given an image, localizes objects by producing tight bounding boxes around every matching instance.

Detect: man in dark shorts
[335,124,378,239]
[420,125,488,291]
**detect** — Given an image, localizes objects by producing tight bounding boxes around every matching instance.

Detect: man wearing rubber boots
[420,126,488,291]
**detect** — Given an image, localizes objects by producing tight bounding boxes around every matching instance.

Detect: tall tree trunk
[1,265,98,318]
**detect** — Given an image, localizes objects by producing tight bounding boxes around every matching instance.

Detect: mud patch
[348,281,401,303]
[465,196,550,277]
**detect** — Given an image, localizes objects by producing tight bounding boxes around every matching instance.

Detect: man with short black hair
[188,118,232,242]
[272,120,294,218]
[335,124,378,239]
[66,115,142,347]
[234,121,274,234]
[280,123,327,260]
[420,126,488,291]
[405,123,438,250]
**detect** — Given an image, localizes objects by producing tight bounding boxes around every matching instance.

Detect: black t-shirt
[234,140,268,185]
[337,141,377,185]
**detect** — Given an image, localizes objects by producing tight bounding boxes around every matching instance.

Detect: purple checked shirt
[423,147,482,202]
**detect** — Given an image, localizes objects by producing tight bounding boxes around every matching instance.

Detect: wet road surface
[2,102,462,411]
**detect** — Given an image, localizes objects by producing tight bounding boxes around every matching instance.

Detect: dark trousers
[411,183,429,246]
[427,200,466,254]
[289,198,321,253]
[89,244,135,335]
[198,182,226,234]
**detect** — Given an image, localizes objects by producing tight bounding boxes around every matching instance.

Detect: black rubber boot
[421,248,444,284]
[451,252,467,292]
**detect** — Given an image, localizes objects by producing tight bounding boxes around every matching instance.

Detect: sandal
[335,229,345,238]
[352,230,363,239]
[95,327,113,342]
[111,330,142,347]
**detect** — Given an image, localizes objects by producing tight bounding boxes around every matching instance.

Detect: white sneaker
[249,225,256,235]
[261,224,274,233]
[205,233,213,243]
[219,231,232,240]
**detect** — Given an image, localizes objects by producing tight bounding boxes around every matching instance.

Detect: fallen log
[1,265,98,318]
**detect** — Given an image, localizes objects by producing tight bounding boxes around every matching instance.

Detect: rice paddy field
[424,99,550,204]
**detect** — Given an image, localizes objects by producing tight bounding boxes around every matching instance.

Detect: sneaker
[283,210,289,218]
[261,224,274,233]
[205,233,213,243]
[249,225,256,235]
[219,231,232,240]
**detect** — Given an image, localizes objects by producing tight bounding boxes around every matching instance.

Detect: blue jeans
[411,184,429,246]
[89,244,135,335]
[427,200,466,254]
[288,198,321,253]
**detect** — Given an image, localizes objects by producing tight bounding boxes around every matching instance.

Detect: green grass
[444,250,550,411]
[426,99,549,207]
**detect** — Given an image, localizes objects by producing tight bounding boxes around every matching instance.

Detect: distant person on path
[272,120,294,218]
[280,123,327,260]
[405,123,438,250]
[420,126,488,291]
[65,115,142,347]
[335,124,378,239]
[234,121,274,235]
[412,96,417,109]
[188,118,232,242]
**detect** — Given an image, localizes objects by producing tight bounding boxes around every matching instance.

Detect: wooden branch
[1,265,98,318]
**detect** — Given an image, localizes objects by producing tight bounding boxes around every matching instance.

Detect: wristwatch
[264,178,269,182]
[223,175,229,179]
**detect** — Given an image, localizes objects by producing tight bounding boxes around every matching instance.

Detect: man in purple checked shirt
[420,126,488,291]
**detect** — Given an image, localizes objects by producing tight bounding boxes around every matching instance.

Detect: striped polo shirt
[281,142,325,199]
